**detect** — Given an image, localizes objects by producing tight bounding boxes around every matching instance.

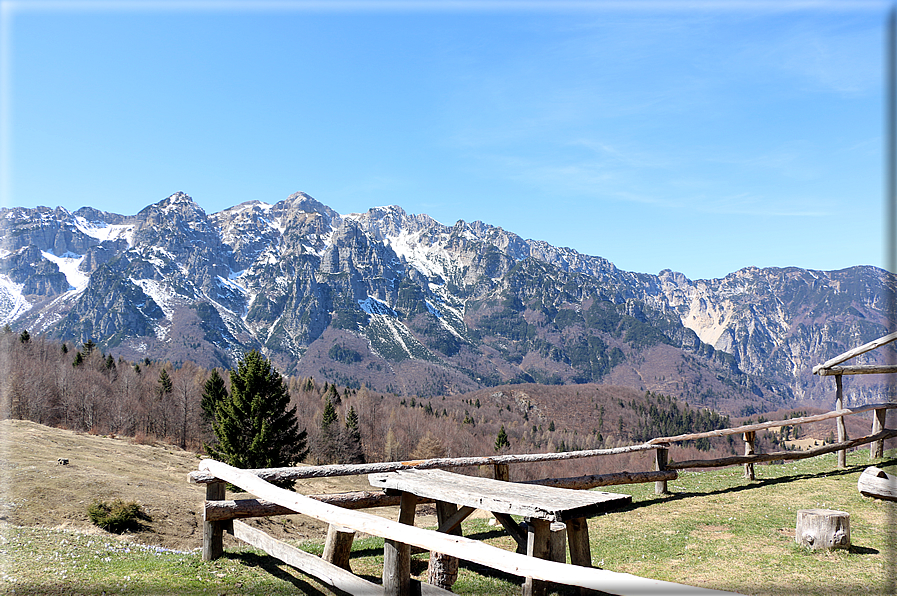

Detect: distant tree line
[1,330,748,479]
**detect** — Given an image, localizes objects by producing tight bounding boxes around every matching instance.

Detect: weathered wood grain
[812,331,897,373]
[858,466,897,501]
[814,364,897,376]
[795,509,850,550]
[871,408,888,459]
[233,520,453,596]
[383,491,417,596]
[189,443,661,484]
[837,376,848,468]
[743,431,756,480]
[524,469,676,491]
[202,481,225,561]
[648,403,897,445]
[667,429,897,469]
[369,469,631,522]
[322,524,355,571]
[428,501,461,590]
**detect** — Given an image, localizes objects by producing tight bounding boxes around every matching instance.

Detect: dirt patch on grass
[0,419,437,551]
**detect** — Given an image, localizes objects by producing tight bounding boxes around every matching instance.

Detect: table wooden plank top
[369,469,631,522]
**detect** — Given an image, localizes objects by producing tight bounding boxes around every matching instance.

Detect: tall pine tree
[208,351,308,487]
[316,397,341,464]
[341,406,365,464]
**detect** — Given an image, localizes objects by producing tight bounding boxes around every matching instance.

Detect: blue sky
[0,1,889,280]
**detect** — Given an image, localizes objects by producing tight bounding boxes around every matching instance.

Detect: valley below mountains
[2,191,894,415]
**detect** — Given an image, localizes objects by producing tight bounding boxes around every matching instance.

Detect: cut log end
[858,466,897,501]
[795,509,850,551]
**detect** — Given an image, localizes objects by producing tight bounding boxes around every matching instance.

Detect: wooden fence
[189,401,896,595]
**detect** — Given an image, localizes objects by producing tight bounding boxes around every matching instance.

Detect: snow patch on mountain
[130,278,175,320]
[41,251,89,291]
[72,216,135,246]
[0,275,31,324]
[383,229,450,279]
[358,296,397,317]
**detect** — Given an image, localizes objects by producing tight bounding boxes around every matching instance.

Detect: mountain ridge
[2,191,893,414]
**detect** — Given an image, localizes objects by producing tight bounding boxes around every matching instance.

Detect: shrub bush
[87,499,145,533]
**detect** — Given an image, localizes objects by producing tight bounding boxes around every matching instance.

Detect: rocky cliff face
[2,191,892,412]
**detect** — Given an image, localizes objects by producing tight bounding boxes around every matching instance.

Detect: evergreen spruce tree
[494,425,510,452]
[201,369,228,424]
[316,397,340,464]
[82,339,96,355]
[208,350,308,487]
[157,369,173,400]
[325,384,342,406]
[341,406,365,464]
[18,329,30,343]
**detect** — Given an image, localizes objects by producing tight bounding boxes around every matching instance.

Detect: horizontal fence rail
[667,429,897,470]
[649,403,897,444]
[189,442,662,484]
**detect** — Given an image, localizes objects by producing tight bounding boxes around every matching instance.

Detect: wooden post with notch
[654,447,669,495]
[743,431,756,480]
[871,408,887,459]
[383,491,417,595]
[836,375,848,468]
[202,481,225,561]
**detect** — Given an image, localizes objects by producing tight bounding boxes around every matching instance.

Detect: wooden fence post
[743,431,756,480]
[654,447,669,495]
[383,491,417,595]
[836,375,848,468]
[871,408,887,459]
[202,481,225,561]
[322,524,355,571]
[493,463,510,482]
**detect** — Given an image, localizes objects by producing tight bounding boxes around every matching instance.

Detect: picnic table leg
[383,491,418,596]
[567,518,612,596]
[428,500,461,589]
[523,518,551,596]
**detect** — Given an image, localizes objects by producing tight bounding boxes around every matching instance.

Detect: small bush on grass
[87,499,148,533]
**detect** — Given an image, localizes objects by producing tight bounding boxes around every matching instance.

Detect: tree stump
[795,509,850,550]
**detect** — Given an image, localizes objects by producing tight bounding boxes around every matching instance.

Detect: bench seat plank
[369,469,631,522]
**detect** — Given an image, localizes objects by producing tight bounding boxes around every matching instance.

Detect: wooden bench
[370,468,631,596]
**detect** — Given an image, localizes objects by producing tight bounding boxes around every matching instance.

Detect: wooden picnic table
[369,468,632,596]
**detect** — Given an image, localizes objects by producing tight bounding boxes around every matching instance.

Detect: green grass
[4,449,896,595]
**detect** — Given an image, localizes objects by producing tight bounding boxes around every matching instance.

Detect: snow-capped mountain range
[2,191,893,412]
